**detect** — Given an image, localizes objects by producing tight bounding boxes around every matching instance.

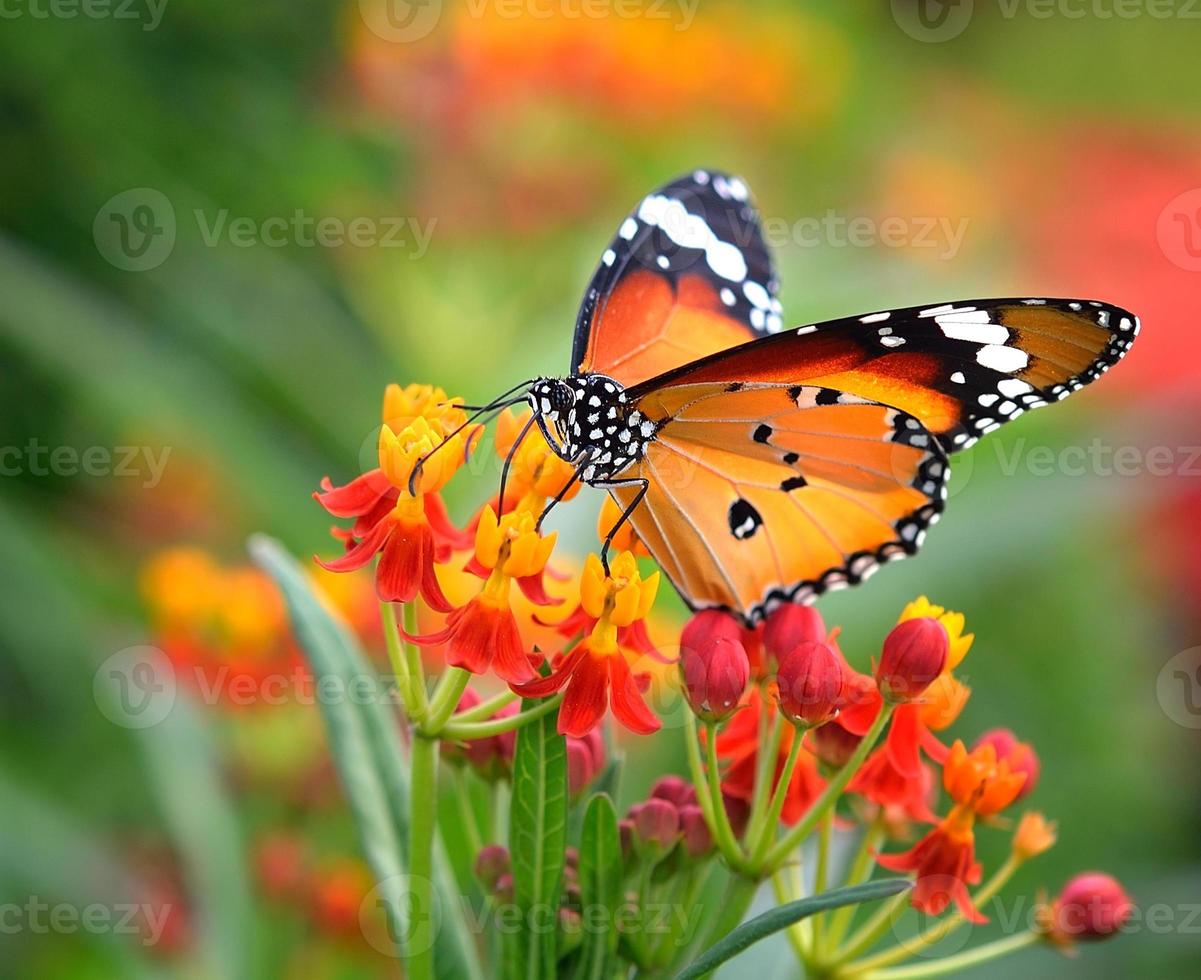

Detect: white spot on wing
[977,344,1029,372]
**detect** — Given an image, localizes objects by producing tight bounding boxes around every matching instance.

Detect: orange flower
[404,508,555,685]
[513,552,661,737]
[316,387,478,608]
[877,738,1027,921]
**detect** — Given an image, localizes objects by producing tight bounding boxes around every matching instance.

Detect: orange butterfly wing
[572,170,783,388]
[608,383,948,622]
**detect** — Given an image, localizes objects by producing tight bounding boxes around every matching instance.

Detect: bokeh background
[2,1,1199,976]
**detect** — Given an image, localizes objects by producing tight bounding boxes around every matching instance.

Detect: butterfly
[466,171,1139,625]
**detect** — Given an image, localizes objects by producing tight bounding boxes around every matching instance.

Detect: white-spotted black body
[528,375,653,482]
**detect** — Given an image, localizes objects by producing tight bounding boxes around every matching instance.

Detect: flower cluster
[308,380,1132,979]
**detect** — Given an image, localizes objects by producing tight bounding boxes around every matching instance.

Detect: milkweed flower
[877,617,949,704]
[877,739,1027,921]
[316,386,479,608]
[974,729,1040,800]
[680,611,750,723]
[1013,811,1058,862]
[513,552,661,737]
[404,507,556,685]
[776,639,845,729]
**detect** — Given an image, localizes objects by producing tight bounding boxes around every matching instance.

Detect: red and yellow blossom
[316,385,479,608]
[514,552,661,737]
[406,507,556,685]
[878,738,1028,921]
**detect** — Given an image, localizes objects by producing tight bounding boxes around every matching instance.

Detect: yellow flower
[495,407,580,507]
[580,552,659,629]
[920,673,972,731]
[898,595,974,671]
[1013,811,1058,862]
[382,382,468,437]
[378,416,465,496]
[597,494,648,556]
[474,506,557,579]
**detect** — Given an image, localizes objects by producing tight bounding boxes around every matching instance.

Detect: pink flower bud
[876,617,948,703]
[628,798,680,859]
[679,804,712,859]
[680,629,749,723]
[763,603,827,665]
[974,729,1040,800]
[650,775,697,809]
[1046,873,1132,944]
[473,845,510,892]
[776,640,844,729]
[565,729,605,798]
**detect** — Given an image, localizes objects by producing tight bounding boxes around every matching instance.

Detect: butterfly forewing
[571,170,782,388]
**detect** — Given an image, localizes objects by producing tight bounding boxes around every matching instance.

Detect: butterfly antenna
[497,411,538,515]
[407,380,534,496]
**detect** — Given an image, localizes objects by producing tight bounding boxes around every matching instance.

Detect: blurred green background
[1,0,1199,976]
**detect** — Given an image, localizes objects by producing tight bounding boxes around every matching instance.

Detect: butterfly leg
[535,467,584,533]
[593,477,649,575]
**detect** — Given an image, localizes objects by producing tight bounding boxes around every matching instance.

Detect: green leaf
[507,698,568,980]
[675,879,911,980]
[573,794,622,980]
[250,535,482,980]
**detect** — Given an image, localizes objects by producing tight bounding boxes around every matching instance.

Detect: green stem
[422,666,472,735]
[749,732,805,864]
[440,694,563,741]
[703,720,749,871]
[684,711,719,833]
[859,931,1039,979]
[762,703,894,870]
[403,602,429,718]
[843,855,1021,974]
[744,694,783,844]
[697,873,759,955]
[811,807,834,960]
[408,734,439,980]
[380,600,417,719]
[452,687,519,723]
[452,767,484,856]
[825,815,885,950]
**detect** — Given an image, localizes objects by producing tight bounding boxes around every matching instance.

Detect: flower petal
[607,652,660,736]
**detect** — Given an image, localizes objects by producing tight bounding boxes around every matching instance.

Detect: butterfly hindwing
[625,298,1139,456]
[571,170,782,388]
[608,383,949,623]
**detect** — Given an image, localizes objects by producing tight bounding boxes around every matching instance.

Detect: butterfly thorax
[528,375,654,482]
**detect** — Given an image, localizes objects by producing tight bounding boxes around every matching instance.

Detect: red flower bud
[876,617,948,703]
[679,804,713,859]
[763,603,827,665]
[1045,873,1132,944]
[974,729,1040,800]
[565,729,605,798]
[776,640,845,729]
[650,775,697,809]
[680,628,750,723]
[474,845,510,892]
[812,720,862,768]
[628,798,681,860]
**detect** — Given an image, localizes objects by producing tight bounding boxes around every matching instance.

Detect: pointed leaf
[574,794,622,980]
[675,879,911,980]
